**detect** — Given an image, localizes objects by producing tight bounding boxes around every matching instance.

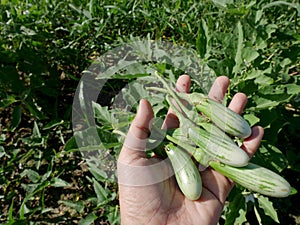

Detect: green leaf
[106,205,120,224]
[251,96,279,110]
[79,212,97,225]
[244,114,260,127]
[264,24,278,39]
[244,69,263,80]
[255,10,263,23]
[113,63,149,79]
[257,195,279,223]
[51,177,71,187]
[225,187,247,225]
[211,0,233,8]
[285,83,300,95]
[242,47,259,63]
[33,121,41,139]
[8,199,15,223]
[64,136,78,151]
[97,128,120,149]
[234,209,247,225]
[82,9,91,19]
[60,200,84,214]
[0,95,17,108]
[252,143,288,172]
[41,207,54,214]
[92,103,113,127]
[0,146,6,158]
[20,169,40,183]
[42,120,64,130]
[290,187,298,195]
[254,75,274,85]
[21,183,39,195]
[107,73,149,79]
[93,178,108,204]
[262,1,300,14]
[41,159,54,182]
[88,162,108,182]
[96,59,140,79]
[121,80,149,109]
[20,179,51,218]
[232,21,244,75]
[110,110,134,131]
[10,105,22,131]
[78,81,87,114]
[73,127,102,148]
[196,19,207,58]
[24,99,46,120]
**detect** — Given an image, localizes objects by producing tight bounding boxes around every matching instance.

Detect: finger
[208,76,230,102]
[227,93,264,158]
[119,99,154,162]
[130,99,154,139]
[175,74,191,93]
[228,92,248,114]
[242,126,264,157]
[162,75,191,129]
[118,100,173,186]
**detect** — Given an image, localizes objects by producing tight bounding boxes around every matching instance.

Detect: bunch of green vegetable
[149,72,291,201]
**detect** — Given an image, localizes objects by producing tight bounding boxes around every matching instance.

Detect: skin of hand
[117,75,264,225]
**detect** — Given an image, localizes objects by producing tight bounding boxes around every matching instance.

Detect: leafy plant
[1,0,299,224]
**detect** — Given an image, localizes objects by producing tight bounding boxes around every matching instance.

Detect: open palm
[118,75,264,225]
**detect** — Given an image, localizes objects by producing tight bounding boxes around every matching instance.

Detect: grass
[0,0,300,224]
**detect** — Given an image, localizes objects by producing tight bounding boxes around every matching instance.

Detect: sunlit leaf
[51,177,71,187]
[252,143,288,172]
[244,114,260,127]
[43,120,64,130]
[79,212,97,225]
[251,96,279,110]
[88,162,108,182]
[285,84,300,95]
[92,103,113,127]
[60,200,85,214]
[20,169,40,183]
[232,21,243,75]
[242,47,259,63]
[0,146,6,158]
[93,178,108,204]
[257,195,279,223]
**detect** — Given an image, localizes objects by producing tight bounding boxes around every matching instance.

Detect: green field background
[0,0,299,224]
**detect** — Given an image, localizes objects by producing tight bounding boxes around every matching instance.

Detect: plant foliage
[0,0,299,224]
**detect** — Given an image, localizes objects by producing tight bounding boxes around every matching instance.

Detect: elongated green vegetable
[150,72,291,199]
[199,122,236,144]
[165,143,202,200]
[189,93,251,138]
[174,92,251,139]
[188,126,249,167]
[210,161,291,198]
[166,127,249,167]
[151,73,251,139]
[166,130,212,167]
[150,75,249,166]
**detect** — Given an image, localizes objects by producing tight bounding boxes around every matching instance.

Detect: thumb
[119,99,154,163]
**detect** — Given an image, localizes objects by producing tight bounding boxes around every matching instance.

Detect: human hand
[117,75,264,225]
